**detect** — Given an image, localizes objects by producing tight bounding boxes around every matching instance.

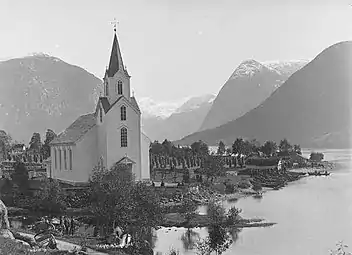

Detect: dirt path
[18,232,108,254]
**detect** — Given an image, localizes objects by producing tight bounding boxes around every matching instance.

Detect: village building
[49,29,151,184]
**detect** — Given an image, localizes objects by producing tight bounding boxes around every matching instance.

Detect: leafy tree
[200,156,225,182]
[89,163,163,249]
[225,148,232,155]
[150,141,164,155]
[180,193,198,224]
[29,132,42,152]
[293,144,302,155]
[41,129,57,159]
[162,139,173,156]
[0,130,12,159]
[217,141,226,155]
[33,178,67,216]
[310,152,324,162]
[260,140,278,157]
[279,138,292,152]
[11,161,29,193]
[232,138,256,156]
[191,140,209,156]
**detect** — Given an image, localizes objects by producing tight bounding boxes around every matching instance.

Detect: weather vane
[111,18,119,33]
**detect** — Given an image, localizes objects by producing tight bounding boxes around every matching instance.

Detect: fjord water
[154,149,352,255]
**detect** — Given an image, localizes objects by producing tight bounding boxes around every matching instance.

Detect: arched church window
[99,106,103,123]
[69,149,73,170]
[118,81,123,95]
[64,148,67,170]
[54,148,57,169]
[105,82,109,96]
[58,148,62,170]
[121,128,127,147]
[121,105,126,121]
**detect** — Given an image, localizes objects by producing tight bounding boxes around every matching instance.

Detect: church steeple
[104,21,131,103]
[107,32,125,78]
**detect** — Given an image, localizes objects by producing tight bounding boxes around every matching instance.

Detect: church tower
[103,30,131,104]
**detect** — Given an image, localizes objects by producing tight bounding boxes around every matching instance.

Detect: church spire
[107,20,125,78]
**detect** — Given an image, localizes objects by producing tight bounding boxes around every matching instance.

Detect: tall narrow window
[69,149,73,170]
[64,149,67,170]
[121,128,127,147]
[121,105,126,121]
[54,148,57,169]
[105,82,109,96]
[99,106,103,123]
[118,81,123,95]
[58,149,62,170]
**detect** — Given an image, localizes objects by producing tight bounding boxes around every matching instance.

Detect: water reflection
[181,228,200,251]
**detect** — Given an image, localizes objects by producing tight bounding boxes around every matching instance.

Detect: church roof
[51,113,96,145]
[130,97,140,112]
[107,33,128,77]
[99,97,111,113]
[116,156,136,165]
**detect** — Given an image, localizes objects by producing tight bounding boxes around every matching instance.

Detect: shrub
[226,206,242,225]
[310,152,324,162]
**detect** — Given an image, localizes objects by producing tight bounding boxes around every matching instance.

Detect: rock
[0,229,15,239]
[15,239,31,246]
[0,199,10,229]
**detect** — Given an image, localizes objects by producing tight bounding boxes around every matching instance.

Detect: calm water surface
[154,149,352,255]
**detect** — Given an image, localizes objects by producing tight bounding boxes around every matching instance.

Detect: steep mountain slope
[177,41,352,149]
[199,59,307,131]
[0,54,102,143]
[141,94,215,141]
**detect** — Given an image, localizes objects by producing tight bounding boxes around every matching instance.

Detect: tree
[89,163,163,251]
[150,141,164,155]
[217,141,226,156]
[293,144,302,155]
[310,152,324,162]
[162,139,173,156]
[260,141,278,157]
[232,138,250,155]
[279,138,292,152]
[29,132,42,152]
[200,156,225,182]
[191,140,209,156]
[180,193,198,224]
[11,161,29,193]
[41,129,57,160]
[0,130,12,159]
[33,178,67,216]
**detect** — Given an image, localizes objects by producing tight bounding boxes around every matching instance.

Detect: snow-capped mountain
[177,42,351,149]
[199,59,308,131]
[138,97,189,119]
[141,94,215,141]
[175,94,215,113]
[262,60,309,76]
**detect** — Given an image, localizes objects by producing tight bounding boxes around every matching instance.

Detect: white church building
[49,30,151,184]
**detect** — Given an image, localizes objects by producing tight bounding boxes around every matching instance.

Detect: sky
[0,0,352,102]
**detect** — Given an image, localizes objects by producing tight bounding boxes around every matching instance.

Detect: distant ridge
[177,41,352,149]
[199,59,308,131]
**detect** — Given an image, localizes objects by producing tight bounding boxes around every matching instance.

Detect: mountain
[138,97,189,119]
[141,94,215,141]
[199,59,308,131]
[0,53,102,143]
[177,41,352,149]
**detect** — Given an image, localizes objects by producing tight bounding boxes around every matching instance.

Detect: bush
[226,206,242,225]
[310,152,324,162]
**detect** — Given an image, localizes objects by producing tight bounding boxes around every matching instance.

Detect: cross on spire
[111,18,119,33]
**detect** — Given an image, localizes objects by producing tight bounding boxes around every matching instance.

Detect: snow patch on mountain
[229,59,279,80]
[175,94,215,113]
[138,97,190,119]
